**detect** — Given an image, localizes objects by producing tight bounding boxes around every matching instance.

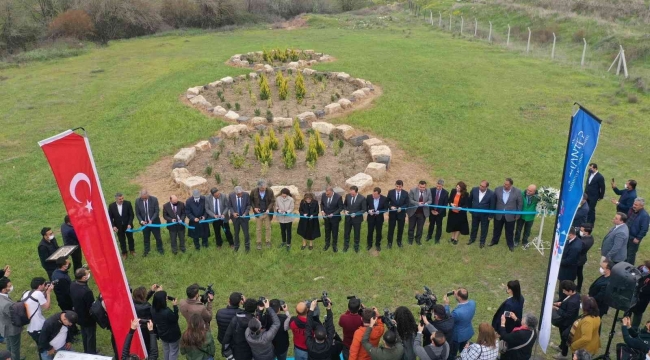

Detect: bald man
[135,189,163,256]
[515,184,538,250]
[163,195,187,254]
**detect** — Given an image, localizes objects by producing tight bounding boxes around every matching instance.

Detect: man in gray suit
[407,180,432,245]
[229,186,251,252]
[0,277,23,360]
[205,187,234,248]
[601,212,629,264]
[135,189,164,256]
[488,178,522,252]
[343,185,367,253]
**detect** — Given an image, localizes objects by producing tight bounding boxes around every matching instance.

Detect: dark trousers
[426,213,444,241]
[387,213,405,245]
[470,213,491,244]
[233,218,250,250]
[70,247,83,272]
[45,269,54,281]
[342,347,350,360]
[280,222,293,245]
[448,340,468,360]
[559,325,570,356]
[168,225,186,253]
[587,199,598,224]
[323,218,340,246]
[81,324,97,354]
[514,218,534,245]
[491,217,515,248]
[631,294,650,329]
[344,217,362,249]
[211,220,234,246]
[627,239,640,265]
[191,223,210,249]
[28,331,41,360]
[408,213,425,244]
[5,333,21,360]
[367,215,384,248]
[143,226,163,254]
[576,265,585,293]
[116,225,135,254]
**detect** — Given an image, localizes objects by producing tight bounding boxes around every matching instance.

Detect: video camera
[382,308,396,330]
[415,286,437,315]
[45,279,60,288]
[347,295,364,314]
[316,291,331,307]
[198,284,215,304]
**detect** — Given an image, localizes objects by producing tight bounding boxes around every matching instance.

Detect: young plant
[225,102,232,110]
[275,71,285,87]
[235,102,241,111]
[325,175,331,185]
[306,134,318,164]
[254,134,263,160]
[259,74,271,101]
[259,137,273,166]
[278,77,289,101]
[268,128,279,150]
[293,121,305,150]
[307,178,314,191]
[231,178,239,187]
[205,166,213,176]
[214,173,222,184]
[266,110,274,123]
[254,108,261,116]
[243,143,249,157]
[282,136,297,169]
[314,131,326,156]
[295,71,306,102]
[212,151,221,161]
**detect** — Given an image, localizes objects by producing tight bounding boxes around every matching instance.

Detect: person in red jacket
[339,298,364,360]
[290,302,310,360]
[349,308,384,360]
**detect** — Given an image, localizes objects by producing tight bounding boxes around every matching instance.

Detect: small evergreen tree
[314,131,326,156]
[306,134,318,165]
[275,71,284,87]
[259,74,271,101]
[283,136,297,169]
[254,133,263,160]
[260,137,273,166]
[292,120,305,150]
[268,128,279,150]
[278,77,289,100]
[295,71,306,102]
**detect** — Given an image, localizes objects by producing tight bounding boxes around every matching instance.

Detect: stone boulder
[352,78,368,88]
[270,185,301,199]
[297,112,317,123]
[298,60,308,67]
[303,68,316,76]
[287,62,299,69]
[345,173,373,194]
[350,135,370,147]
[225,111,240,121]
[174,147,196,165]
[307,60,319,66]
[237,116,250,124]
[220,124,249,138]
[190,95,212,107]
[213,106,227,116]
[361,87,371,95]
[194,140,211,152]
[220,76,234,84]
[208,136,222,146]
[324,103,342,115]
[172,161,186,169]
[251,117,267,126]
[182,176,208,195]
[363,138,383,151]
[320,55,334,62]
[249,72,258,79]
[365,162,387,180]
[337,73,350,81]
[334,125,355,140]
[304,50,315,55]
[314,110,325,118]
[208,80,222,88]
[272,117,293,128]
[171,168,191,185]
[312,122,335,135]
[370,145,392,164]
[352,90,366,99]
[187,86,202,96]
[264,64,274,73]
[337,98,352,109]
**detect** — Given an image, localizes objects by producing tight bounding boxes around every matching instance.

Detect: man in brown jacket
[179,283,214,325]
[250,179,276,250]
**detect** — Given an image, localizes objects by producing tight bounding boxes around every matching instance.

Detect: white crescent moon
[69,173,91,203]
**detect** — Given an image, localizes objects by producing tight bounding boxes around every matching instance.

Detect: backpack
[10,291,39,327]
[616,343,645,360]
[90,298,110,329]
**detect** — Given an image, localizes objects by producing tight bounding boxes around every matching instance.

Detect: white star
[84,200,93,213]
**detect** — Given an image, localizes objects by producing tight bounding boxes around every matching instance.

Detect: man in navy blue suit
[557,228,583,301]
[467,181,496,248]
[386,180,409,249]
[426,179,449,244]
[585,163,606,224]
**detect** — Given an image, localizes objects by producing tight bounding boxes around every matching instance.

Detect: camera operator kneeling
[305,298,342,360]
[361,318,404,360]
[245,298,280,360]
[414,316,448,360]
[122,319,158,360]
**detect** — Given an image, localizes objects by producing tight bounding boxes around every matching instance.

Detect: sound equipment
[605,262,642,311]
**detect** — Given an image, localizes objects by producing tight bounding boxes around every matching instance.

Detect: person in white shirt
[23,277,53,356]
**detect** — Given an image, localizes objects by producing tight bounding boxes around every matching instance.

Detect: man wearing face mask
[51,257,73,311]
[70,268,96,354]
[588,259,612,317]
[630,261,650,330]
[0,277,23,360]
[621,316,650,355]
[557,228,583,301]
[38,227,60,280]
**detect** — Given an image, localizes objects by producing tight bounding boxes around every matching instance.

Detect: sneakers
[256,244,262,250]
[266,242,271,249]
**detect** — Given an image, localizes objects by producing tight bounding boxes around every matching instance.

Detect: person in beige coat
[275,188,295,251]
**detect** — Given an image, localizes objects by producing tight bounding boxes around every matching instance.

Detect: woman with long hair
[446,181,470,245]
[394,306,418,360]
[150,291,181,360]
[491,280,525,333]
[297,192,321,250]
[567,296,601,357]
[276,188,295,251]
[133,286,156,354]
[180,314,215,360]
[459,323,498,360]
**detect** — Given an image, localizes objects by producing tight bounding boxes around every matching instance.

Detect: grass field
[1,8,649,359]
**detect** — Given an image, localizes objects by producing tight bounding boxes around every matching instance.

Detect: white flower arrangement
[535,186,560,213]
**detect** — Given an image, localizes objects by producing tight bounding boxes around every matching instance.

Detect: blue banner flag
[539,106,602,352]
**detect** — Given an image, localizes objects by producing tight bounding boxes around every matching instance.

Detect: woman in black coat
[446,181,469,244]
[297,193,321,250]
[492,280,525,334]
[151,291,181,359]
[133,286,156,354]
[498,313,537,360]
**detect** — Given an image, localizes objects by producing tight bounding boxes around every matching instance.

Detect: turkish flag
[39,130,146,358]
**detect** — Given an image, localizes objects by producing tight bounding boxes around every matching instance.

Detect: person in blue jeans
[443,288,476,360]
[38,311,78,360]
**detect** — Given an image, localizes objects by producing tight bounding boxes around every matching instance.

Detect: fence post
[526,27,531,53]
[439,12,442,28]
[581,38,587,66]
[474,18,478,37]
[430,10,433,26]
[551,32,556,59]
[507,24,510,46]
[488,21,492,42]
[461,16,464,35]
[621,45,629,78]
[449,13,452,31]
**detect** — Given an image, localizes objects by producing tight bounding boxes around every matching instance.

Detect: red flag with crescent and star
[39,130,146,358]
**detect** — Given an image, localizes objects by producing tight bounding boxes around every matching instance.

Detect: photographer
[133,285,157,354]
[350,308,384,360]
[394,307,417,360]
[217,292,245,346]
[246,298,280,360]
[22,277,53,358]
[498,313,537,360]
[269,300,291,360]
[38,311,78,360]
[430,305,454,348]
[151,291,181,360]
[443,288,476,359]
[51,257,73,311]
[361,317,404,360]
[339,297,364,360]
[180,284,214,325]
[122,319,158,360]
[305,297,341,360]
[621,316,650,354]
[289,302,311,360]
[223,298,259,360]
[414,317,448,360]
[70,268,96,354]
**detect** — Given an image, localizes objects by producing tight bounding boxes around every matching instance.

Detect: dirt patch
[272,15,309,30]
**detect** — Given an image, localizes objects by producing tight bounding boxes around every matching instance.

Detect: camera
[257,297,267,307]
[167,296,176,302]
[45,279,60,287]
[382,308,396,330]
[415,286,437,313]
[139,319,150,324]
[316,291,331,307]
[198,284,215,304]
[504,311,511,318]
[446,291,455,297]
[347,295,364,314]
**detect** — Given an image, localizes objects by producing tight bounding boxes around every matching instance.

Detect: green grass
[0,9,649,359]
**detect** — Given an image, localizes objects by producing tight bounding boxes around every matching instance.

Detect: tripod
[593,309,621,360]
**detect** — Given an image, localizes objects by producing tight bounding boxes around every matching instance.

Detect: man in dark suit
[108,192,136,258]
[205,187,234,248]
[135,189,164,256]
[407,181,432,246]
[588,258,611,317]
[387,180,409,249]
[70,268,96,354]
[467,180,496,248]
[321,186,344,252]
[611,179,637,215]
[626,198,649,265]
[489,178,522,251]
[343,185,367,253]
[162,194,186,254]
[366,187,388,252]
[60,215,82,272]
[229,186,252,252]
[585,163,606,224]
[558,228,583,301]
[552,280,580,358]
[186,189,211,250]
[38,227,60,280]
[426,179,449,244]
